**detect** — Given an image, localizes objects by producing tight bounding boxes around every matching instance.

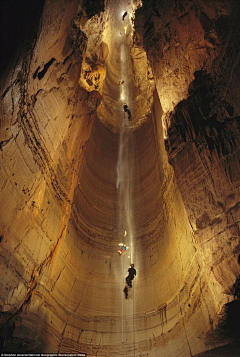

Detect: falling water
[116,33,136,357]
[116,120,134,261]
[116,40,134,264]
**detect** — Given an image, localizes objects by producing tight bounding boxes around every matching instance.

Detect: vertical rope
[133,284,136,357]
[117,11,136,355]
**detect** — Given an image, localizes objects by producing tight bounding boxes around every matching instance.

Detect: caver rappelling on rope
[117,243,129,255]
[123,103,132,121]
[122,11,127,21]
[123,263,136,299]
[117,231,129,255]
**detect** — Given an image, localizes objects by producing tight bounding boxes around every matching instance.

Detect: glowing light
[118,243,129,249]
[117,243,129,255]
[124,231,127,236]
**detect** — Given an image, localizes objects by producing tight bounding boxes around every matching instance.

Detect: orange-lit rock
[79,62,106,92]
[0,0,240,356]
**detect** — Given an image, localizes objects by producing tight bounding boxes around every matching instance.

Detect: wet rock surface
[0,0,240,356]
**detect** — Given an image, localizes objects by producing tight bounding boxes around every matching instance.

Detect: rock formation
[0,0,240,355]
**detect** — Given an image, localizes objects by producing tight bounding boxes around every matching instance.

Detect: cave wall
[0,0,240,356]
[135,0,240,349]
[0,0,99,351]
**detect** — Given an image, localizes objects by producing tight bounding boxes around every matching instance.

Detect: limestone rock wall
[0,0,240,356]
[0,0,100,351]
[135,0,238,135]
[135,0,240,352]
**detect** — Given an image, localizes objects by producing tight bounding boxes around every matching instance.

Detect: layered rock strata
[0,0,240,356]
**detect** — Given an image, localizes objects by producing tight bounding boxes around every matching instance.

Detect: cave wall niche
[0,0,240,356]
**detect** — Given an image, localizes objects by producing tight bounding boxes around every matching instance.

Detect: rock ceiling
[0,0,240,356]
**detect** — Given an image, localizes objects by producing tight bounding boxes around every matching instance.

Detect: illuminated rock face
[0,0,240,356]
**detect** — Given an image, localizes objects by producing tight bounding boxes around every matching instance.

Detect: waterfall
[116,40,134,265]
[117,59,135,357]
[116,17,136,357]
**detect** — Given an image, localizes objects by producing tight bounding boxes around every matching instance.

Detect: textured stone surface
[0,0,240,356]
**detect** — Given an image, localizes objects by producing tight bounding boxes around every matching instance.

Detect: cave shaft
[0,0,240,356]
